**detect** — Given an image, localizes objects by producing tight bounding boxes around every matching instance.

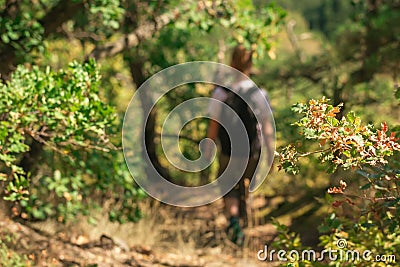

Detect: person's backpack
[218,85,261,157]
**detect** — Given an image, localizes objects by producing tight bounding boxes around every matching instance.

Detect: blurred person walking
[205,45,274,246]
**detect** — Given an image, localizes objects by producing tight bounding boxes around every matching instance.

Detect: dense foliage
[275,97,399,266]
[0,60,134,222]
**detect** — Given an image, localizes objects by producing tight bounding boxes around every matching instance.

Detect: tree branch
[87,5,191,61]
[286,19,305,63]
[298,148,331,158]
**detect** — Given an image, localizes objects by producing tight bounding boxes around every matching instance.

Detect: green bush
[0,60,144,223]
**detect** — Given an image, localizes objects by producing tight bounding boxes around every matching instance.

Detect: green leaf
[88,217,97,225]
[326,117,339,126]
[347,111,356,124]
[32,208,46,220]
[8,31,19,40]
[360,183,371,190]
[1,33,10,43]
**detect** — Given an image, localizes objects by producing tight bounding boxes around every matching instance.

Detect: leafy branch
[278,97,400,175]
[0,59,116,206]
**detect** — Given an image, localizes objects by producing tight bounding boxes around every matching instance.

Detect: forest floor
[0,199,281,267]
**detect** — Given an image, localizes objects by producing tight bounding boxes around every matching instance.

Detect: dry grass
[1,197,281,266]
[25,199,201,253]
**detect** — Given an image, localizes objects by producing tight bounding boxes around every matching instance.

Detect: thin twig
[298,147,331,157]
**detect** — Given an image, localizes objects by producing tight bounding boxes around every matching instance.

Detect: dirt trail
[0,199,278,266]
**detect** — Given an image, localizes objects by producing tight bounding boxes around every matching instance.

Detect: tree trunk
[127,58,171,182]
[40,0,84,38]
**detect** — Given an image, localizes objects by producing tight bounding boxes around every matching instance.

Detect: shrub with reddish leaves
[279,97,399,174]
[276,98,400,266]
